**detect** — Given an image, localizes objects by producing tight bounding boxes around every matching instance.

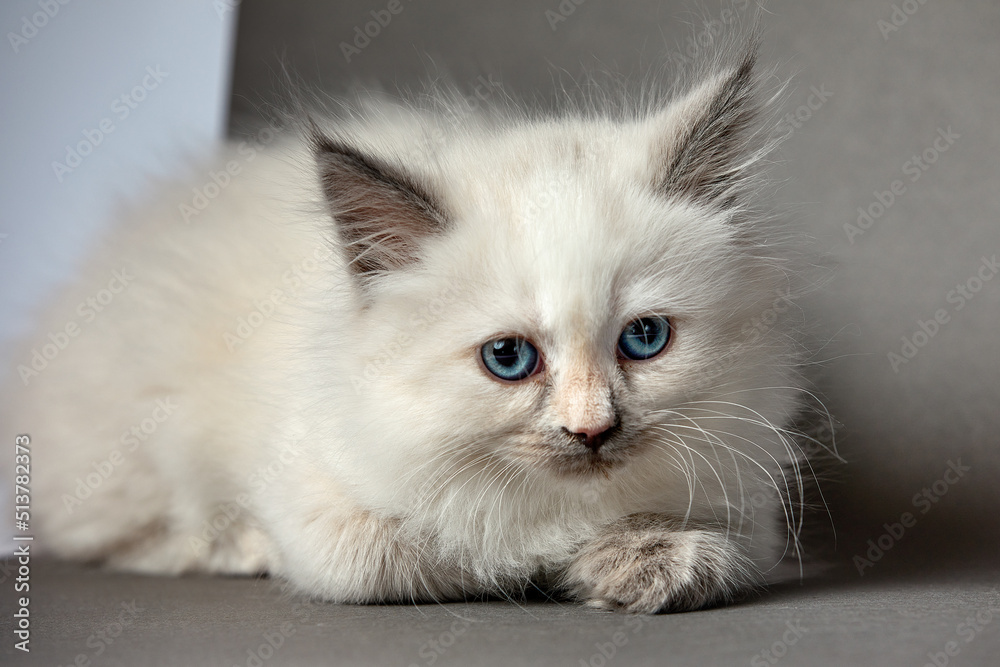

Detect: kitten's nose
[563,423,615,452]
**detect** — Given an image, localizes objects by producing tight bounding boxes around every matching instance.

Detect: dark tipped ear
[653,41,767,208]
[314,136,446,280]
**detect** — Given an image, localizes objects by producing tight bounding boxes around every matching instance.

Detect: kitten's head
[308,44,802,514]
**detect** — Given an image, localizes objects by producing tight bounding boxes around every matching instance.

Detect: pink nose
[563,422,616,452]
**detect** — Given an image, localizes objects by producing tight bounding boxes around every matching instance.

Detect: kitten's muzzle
[562,420,620,452]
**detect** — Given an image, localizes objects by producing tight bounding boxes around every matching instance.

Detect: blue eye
[481,337,540,381]
[618,316,671,360]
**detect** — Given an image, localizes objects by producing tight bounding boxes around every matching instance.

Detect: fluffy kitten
[3,37,825,613]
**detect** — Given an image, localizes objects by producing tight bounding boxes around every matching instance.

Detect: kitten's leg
[104,514,276,577]
[564,513,758,613]
[270,504,469,604]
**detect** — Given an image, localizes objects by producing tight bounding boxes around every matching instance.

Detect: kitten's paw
[564,514,757,614]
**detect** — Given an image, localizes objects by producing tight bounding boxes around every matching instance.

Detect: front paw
[564,514,757,613]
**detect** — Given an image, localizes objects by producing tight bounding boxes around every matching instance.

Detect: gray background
[2,1,1000,665]
[230,0,1000,571]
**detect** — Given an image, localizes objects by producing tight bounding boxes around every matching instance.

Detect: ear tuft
[314,135,446,281]
[653,37,770,209]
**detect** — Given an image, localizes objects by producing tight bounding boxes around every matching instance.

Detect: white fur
[2,53,819,607]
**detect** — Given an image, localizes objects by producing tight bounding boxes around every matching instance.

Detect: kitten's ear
[314,135,447,280]
[651,40,769,209]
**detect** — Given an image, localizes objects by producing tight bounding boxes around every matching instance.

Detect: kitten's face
[318,58,791,503]
[331,132,775,497]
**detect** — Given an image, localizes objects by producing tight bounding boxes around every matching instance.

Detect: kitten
[3,35,826,613]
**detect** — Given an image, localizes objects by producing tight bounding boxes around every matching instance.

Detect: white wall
[0,0,238,552]
[0,0,238,365]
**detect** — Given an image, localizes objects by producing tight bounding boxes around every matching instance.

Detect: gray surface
[2,560,999,666]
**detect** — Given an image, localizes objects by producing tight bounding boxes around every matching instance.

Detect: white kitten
[3,37,827,613]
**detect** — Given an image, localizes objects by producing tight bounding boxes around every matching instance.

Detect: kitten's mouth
[508,431,637,478]
[557,450,624,477]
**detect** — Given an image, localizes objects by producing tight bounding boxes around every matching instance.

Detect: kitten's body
[3,42,820,612]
